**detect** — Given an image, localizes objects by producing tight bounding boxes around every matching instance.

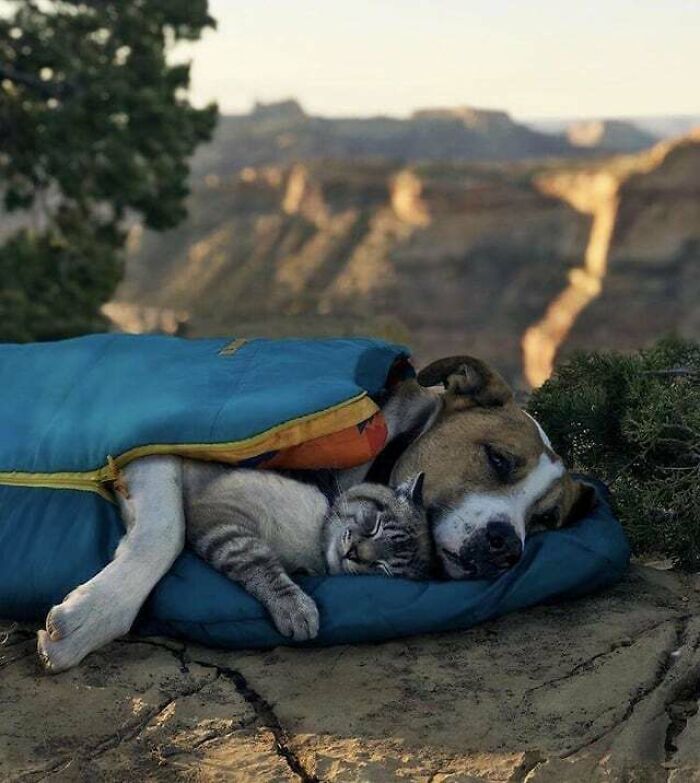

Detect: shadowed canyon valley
[110,103,700,387]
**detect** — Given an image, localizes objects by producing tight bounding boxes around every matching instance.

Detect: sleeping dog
[38,355,594,672]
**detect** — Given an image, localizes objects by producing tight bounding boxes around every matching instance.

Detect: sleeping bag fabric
[0,334,630,647]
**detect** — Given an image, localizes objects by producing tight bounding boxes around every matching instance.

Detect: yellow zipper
[0,392,379,503]
[0,469,115,501]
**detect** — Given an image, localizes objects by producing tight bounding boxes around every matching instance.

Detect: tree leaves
[0,0,218,341]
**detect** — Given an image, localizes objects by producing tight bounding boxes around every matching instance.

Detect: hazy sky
[179,0,700,120]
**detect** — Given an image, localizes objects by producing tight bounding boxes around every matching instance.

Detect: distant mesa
[194,99,576,178]
[412,106,516,133]
[250,99,307,122]
[566,119,658,153]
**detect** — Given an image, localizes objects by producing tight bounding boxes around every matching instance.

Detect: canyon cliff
[114,129,699,387]
[564,132,700,359]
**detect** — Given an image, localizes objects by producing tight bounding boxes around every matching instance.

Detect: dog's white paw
[37,629,85,674]
[39,584,135,673]
[268,588,320,641]
[46,584,92,641]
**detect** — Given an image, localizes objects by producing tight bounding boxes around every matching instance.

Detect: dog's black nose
[486,520,522,564]
[457,520,523,578]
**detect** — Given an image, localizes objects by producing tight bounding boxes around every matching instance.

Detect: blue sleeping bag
[0,334,630,646]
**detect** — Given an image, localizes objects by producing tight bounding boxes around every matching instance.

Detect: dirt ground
[2,565,700,783]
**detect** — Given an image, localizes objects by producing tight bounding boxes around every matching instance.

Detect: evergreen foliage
[0,0,217,341]
[529,337,700,570]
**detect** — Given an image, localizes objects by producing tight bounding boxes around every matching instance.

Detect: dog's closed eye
[483,444,520,482]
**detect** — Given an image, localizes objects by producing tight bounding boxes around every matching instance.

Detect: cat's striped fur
[183,460,433,641]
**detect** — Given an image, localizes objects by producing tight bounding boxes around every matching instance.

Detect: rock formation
[116,158,588,383]
[188,100,579,180]
[564,131,700,360]
[566,119,658,153]
[113,129,700,387]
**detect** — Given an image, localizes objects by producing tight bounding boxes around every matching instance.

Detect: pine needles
[528,337,700,570]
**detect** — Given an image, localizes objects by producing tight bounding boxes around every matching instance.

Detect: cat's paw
[268,588,320,641]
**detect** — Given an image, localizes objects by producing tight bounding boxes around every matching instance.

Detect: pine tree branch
[641,368,698,380]
[0,64,73,98]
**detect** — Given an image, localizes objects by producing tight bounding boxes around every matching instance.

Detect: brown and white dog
[37,354,594,672]
[384,356,595,580]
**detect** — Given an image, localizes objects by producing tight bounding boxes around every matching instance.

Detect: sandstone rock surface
[3,565,699,782]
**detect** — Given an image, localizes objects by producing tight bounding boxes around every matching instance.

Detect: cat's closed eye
[368,514,383,538]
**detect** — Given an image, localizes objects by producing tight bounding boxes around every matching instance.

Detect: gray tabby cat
[182,460,433,641]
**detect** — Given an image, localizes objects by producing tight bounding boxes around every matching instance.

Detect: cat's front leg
[251,571,320,641]
[190,528,319,641]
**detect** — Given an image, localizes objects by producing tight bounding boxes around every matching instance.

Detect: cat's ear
[397,472,425,507]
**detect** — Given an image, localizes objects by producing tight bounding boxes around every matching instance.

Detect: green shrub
[528,337,700,570]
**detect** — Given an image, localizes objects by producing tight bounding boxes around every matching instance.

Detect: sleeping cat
[182,460,433,641]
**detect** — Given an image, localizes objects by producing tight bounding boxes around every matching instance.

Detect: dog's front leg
[38,456,185,673]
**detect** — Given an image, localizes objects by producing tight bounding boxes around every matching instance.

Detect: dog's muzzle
[453,518,523,579]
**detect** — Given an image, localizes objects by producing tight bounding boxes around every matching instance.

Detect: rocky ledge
[2,565,699,782]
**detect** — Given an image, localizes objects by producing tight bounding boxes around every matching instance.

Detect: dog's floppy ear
[560,476,598,527]
[416,355,513,409]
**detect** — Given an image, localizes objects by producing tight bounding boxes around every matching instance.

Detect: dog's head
[391,356,596,579]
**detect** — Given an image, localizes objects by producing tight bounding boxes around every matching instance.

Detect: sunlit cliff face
[100,302,188,335]
[276,166,431,310]
[390,169,430,227]
[521,132,697,388]
[521,171,619,388]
